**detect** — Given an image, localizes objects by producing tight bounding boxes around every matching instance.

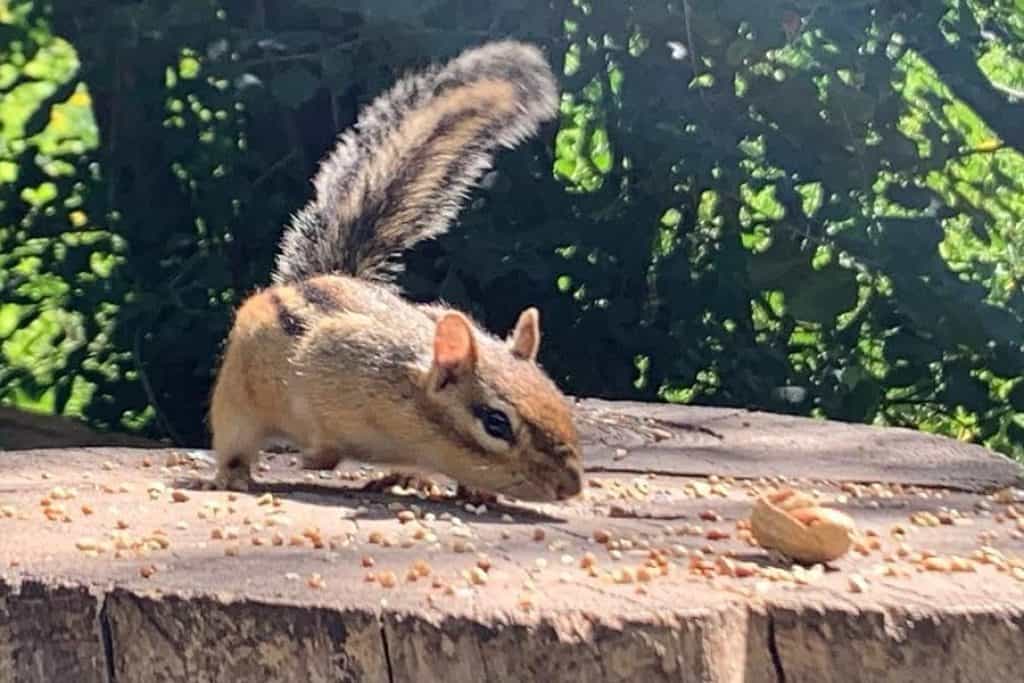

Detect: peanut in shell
[750,489,856,564]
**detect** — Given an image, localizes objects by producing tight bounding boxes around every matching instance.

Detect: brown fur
[211,276,581,501]
[209,42,581,501]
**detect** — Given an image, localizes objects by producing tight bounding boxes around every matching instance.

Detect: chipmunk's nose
[555,466,582,499]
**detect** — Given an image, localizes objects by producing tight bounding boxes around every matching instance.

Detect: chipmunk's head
[420,308,582,502]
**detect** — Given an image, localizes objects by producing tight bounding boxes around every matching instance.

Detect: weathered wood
[574,398,1023,492]
[104,590,387,682]
[1,400,1023,682]
[0,580,107,683]
[0,406,163,451]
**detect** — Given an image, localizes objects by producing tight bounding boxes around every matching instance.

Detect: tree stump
[1,399,1022,682]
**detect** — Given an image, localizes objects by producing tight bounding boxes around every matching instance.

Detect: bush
[2,0,1024,458]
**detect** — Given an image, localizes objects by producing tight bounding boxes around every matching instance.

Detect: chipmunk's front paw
[361,472,441,496]
[455,485,499,506]
[213,457,254,492]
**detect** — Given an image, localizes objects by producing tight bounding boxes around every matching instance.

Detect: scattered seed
[848,574,869,593]
[922,557,952,572]
[910,511,940,527]
[75,538,99,552]
[613,568,635,584]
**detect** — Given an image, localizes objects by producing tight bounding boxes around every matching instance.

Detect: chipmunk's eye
[473,405,514,443]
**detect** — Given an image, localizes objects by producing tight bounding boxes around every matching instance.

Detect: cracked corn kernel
[468,568,488,586]
[922,557,952,572]
[613,568,634,584]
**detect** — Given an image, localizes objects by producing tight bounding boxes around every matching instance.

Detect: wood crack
[97,593,118,683]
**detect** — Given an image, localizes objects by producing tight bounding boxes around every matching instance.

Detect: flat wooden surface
[2,399,1023,682]
[575,399,1023,491]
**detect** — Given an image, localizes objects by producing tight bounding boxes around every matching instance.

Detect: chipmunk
[208,41,583,502]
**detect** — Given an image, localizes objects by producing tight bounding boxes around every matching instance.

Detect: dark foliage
[2,0,1024,458]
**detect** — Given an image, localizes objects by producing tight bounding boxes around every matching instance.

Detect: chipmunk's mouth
[500,482,560,502]
[502,467,582,502]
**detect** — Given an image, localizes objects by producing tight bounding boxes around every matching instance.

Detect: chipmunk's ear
[429,312,477,391]
[508,307,540,362]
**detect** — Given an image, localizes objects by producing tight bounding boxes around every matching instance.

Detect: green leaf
[784,265,859,325]
[323,50,353,82]
[1007,381,1024,412]
[885,183,936,211]
[725,38,756,66]
[885,362,927,388]
[270,67,320,109]
[1006,419,1024,446]
[942,367,991,414]
[828,82,876,124]
[841,377,883,422]
[989,343,1024,378]
[885,330,941,364]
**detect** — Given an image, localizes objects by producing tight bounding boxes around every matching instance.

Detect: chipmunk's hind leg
[301,445,345,471]
[211,416,266,492]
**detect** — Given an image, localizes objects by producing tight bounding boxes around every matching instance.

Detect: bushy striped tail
[271,40,559,285]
